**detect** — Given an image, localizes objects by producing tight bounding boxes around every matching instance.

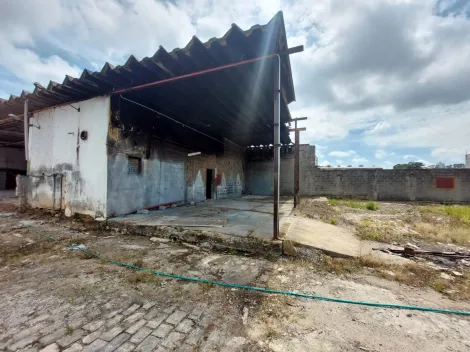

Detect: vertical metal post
[273,55,281,240]
[24,99,29,162]
[294,120,300,208]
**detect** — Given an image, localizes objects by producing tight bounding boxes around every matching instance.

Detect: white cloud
[1,0,470,163]
[352,156,368,164]
[430,147,466,163]
[375,149,388,159]
[329,150,357,158]
[404,154,419,160]
[366,121,392,135]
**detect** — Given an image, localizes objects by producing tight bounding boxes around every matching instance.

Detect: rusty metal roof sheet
[0,11,295,147]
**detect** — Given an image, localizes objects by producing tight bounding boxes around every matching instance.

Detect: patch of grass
[315,254,470,299]
[328,198,341,206]
[126,271,161,285]
[330,218,338,225]
[366,201,379,211]
[230,249,238,255]
[444,205,470,225]
[413,222,470,245]
[355,221,402,242]
[344,200,367,209]
[132,259,144,268]
[65,325,73,335]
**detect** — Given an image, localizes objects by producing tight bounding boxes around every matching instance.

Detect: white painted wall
[28,96,109,217]
[0,147,26,170]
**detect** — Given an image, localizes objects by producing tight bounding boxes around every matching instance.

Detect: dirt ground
[1,200,470,351]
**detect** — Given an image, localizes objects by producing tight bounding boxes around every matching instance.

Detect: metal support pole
[23,99,29,161]
[273,55,281,241]
[294,120,300,208]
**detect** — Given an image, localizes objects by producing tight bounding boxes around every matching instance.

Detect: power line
[119,95,242,151]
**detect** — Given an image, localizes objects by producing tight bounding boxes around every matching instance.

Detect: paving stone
[82,329,103,345]
[85,309,102,320]
[185,327,203,346]
[126,319,147,335]
[188,307,204,320]
[83,320,105,332]
[161,331,185,349]
[82,338,107,352]
[154,347,167,352]
[162,305,176,314]
[145,314,167,329]
[165,310,187,326]
[67,313,88,329]
[12,323,45,342]
[56,329,86,348]
[101,326,125,342]
[63,342,84,352]
[106,309,122,319]
[151,323,173,339]
[135,335,160,352]
[122,304,141,316]
[178,344,196,352]
[122,312,145,327]
[39,343,60,352]
[101,333,130,352]
[143,308,162,321]
[40,329,67,346]
[106,314,124,327]
[115,342,136,352]
[8,334,38,350]
[129,327,152,345]
[175,319,194,334]
[40,322,63,335]
[28,313,51,325]
[142,302,156,310]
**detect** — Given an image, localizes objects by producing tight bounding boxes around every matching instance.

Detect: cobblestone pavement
[1,207,470,351]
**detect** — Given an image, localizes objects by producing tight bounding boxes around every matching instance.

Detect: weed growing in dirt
[330,218,338,225]
[126,271,161,285]
[313,254,470,299]
[65,325,73,335]
[366,201,379,211]
[328,198,341,206]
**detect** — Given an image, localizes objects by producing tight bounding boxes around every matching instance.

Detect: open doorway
[206,169,213,199]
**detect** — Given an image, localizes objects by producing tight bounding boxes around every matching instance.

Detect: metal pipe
[294,120,299,208]
[24,99,29,161]
[273,54,281,241]
[112,54,278,95]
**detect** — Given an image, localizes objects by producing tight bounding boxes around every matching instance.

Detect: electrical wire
[120,95,242,150]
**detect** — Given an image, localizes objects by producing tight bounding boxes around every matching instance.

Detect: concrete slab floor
[110,196,294,240]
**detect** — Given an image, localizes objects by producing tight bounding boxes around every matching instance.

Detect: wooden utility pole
[289,117,307,208]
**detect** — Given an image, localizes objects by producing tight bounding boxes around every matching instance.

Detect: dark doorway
[206,169,213,199]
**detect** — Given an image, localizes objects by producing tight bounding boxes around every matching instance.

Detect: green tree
[393,161,424,169]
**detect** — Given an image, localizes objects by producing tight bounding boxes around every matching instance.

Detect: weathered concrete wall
[245,144,315,196]
[301,168,470,202]
[23,96,109,216]
[246,149,470,202]
[106,135,245,217]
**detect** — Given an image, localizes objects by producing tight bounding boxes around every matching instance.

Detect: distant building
[453,163,465,169]
[466,153,470,168]
[436,162,445,168]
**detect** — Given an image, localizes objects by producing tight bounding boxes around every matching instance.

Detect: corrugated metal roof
[0,11,295,147]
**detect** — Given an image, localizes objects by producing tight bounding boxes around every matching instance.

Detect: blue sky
[1,0,470,168]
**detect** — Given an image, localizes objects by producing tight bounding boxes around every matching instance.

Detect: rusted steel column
[294,121,300,208]
[273,54,281,241]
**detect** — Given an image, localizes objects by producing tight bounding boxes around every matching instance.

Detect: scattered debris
[242,307,249,325]
[440,272,453,280]
[182,242,200,250]
[137,209,149,214]
[452,271,464,277]
[69,244,86,251]
[283,240,298,256]
[150,237,171,243]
